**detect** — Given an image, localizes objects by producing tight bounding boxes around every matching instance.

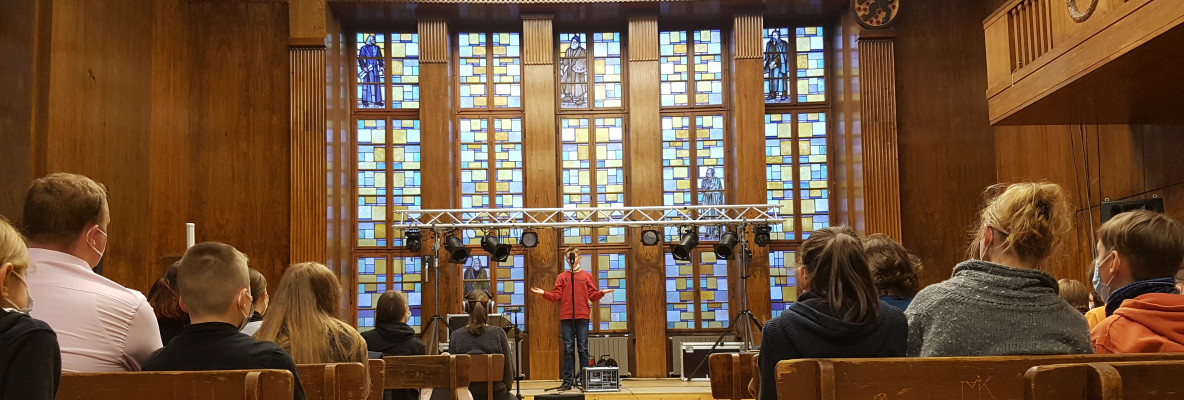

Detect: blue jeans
[560,319,590,384]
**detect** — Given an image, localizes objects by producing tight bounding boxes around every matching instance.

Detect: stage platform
[513,378,714,400]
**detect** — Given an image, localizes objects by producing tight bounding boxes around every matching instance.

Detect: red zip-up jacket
[541,269,605,320]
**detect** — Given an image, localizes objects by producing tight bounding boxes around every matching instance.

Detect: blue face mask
[1092,252,1115,302]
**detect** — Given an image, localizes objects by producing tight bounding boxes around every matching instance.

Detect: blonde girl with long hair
[0,216,61,399]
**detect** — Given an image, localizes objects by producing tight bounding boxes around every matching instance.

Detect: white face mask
[90,227,108,260]
[237,289,252,330]
[3,268,33,314]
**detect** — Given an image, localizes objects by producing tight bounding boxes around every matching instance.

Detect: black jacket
[142,322,306,400]
[363,322,426,400]
[757,292,907,400]
[0,310,60,400]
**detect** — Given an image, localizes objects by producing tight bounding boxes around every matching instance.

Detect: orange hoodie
[1091,293,1184,354]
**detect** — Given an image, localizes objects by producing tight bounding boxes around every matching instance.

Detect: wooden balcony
[984,0,1184,125]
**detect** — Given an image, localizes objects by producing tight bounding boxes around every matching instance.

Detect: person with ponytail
[449,289,515,400]
[906,182,1091,357]
[757,226,907,400]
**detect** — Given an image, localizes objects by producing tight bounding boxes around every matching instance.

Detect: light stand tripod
[687,224,763,380]
[423,228,449,354]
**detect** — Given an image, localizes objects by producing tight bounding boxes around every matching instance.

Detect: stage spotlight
[670,228,699,261]
[520,231,539,248]
[640,229,662,246]
[715,231,738,260]
[754,225,772,247]
[481,235,511,262]
[443,235,470,263]
[405,230,422,252]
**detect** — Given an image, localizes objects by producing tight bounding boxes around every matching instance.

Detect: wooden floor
[512,378,713,400]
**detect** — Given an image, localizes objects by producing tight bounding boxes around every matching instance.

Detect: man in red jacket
[531,247,614,390]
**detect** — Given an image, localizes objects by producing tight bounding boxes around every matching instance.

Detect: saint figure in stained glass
[358,34,385,107]
[700,167,724,239]
[463,257,490,294]
[560,35,588,107]
[763,30,790,101]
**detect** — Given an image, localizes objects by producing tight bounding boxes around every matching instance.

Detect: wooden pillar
[858,31,903,240]
[417,17,457,351]
[521,14,561,380]
[730,12,771,340]
[289,0,328,266]
[625,15,667,379]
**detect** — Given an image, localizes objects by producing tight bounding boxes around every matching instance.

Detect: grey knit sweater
[905,260,1092,356]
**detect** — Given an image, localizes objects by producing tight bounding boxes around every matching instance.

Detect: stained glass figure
[763,28,791,102]
[559,34,588,107]
[357,34,385,108]
[463,257,491,294]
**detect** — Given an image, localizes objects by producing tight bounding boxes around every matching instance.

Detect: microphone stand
[508,309,526,400]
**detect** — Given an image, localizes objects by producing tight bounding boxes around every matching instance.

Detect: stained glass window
[558,32,624,109]
[665,251,729,330]
[460,254,526,324]
[356,119,422,248]
[763,27,825,103]
[458,32,522,109]
[560,117,625,244]
[662,114,726,241]
[765,113,829,240]
[764,114,795,241]
[593,252,627,331]
[355,33,420,110]
[459,117,524,244]
[798,112,829,236]
[659,30,724,107]
[357,256,423,332]
[769,250,797,318]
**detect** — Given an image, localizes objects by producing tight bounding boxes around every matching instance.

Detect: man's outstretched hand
[600,289,615,294]
[530,287,545,294]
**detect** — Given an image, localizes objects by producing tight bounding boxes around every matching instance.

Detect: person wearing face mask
[238,268,269,336]
[0,217,61,400]
[142,242,306,400]
[905,182,1091,356]
[1088,210,1184,354]
[22,173,162,372]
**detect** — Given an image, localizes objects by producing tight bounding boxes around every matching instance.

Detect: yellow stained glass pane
[476,182,489,192]
[496,182,509,191]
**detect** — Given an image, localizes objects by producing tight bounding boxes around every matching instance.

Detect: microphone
[568,252,576,266]
[503,307,523,312]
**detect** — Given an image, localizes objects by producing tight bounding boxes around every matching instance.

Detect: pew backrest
[57,369,294,400]
[709,352,758,399]
[775,353,1184,400]
[367,359,385,400]
[466,354,506,400]
[1024,359,1184,400]
[382,355,471,400]
[297,362,368,400]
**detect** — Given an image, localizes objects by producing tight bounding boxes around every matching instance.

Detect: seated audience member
[1090,210,1184,353]
[758,227,907,400]
[147,261,189,344]
[1057,279,1090,314]
[22,173,162,371]
[239,268,268,336]
[254,262,369,394]
[862,234,923,310]
[0,217,61,400]
[362,290,426,400]
[1086,268,1108,329]
[906,182,1091,356]
[1175,268,1184,296]
[450,290,515,400]
[142,242,305,400]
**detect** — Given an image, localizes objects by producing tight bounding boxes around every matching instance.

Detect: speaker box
[1100,198,1165,223]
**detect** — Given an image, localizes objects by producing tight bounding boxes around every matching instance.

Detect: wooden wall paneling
[417,17,456,349]
[0,0,48,223]
[44,0,155,292]
[994,125,1082,206]
[857,33,902,241]
[1138,124,1184,192]
[895,0,999,286]
[290,0,328,269]
[624,15,667,379]
[521,14,561,381]
[832,10,864,232]
[728,12,771,335]
[1095,124,1144,202]
[325,9,355,321]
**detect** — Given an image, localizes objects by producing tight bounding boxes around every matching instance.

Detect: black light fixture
[520,231,539,248]
[640,229,662,246]
[481,233,511,262]
[405,230,423,252]
[670,227,699,261]
[715,231,738,260]
[754,225,771,247]
[443,234,470,263]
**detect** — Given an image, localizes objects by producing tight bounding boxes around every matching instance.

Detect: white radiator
[669,335,735,376]
[587,335,631,377]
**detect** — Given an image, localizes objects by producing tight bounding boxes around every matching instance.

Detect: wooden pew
[367,359,385,400]
[297,362,368,400]
[774,353,1184,400]
[382,355,471,400]
[57,369,294,400]
[709,352,758,399]
[466,354,505,400]
[1025,359,1184,400]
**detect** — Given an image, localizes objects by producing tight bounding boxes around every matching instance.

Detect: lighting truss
[389,204,784,230]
